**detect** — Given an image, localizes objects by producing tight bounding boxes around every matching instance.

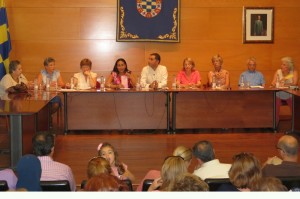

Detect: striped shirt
[38,156,76,191]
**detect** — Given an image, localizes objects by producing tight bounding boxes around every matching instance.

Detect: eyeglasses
[164,155,184,162]
[275,146,285,153]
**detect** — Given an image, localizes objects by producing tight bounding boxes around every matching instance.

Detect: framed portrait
[243,7,274,43]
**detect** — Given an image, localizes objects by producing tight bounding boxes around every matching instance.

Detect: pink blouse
[176,70,201,84]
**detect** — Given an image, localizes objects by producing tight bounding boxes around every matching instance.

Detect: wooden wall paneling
[9,0,115,8]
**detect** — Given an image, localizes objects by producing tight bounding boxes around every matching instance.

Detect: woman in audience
[219,152,262,191]
[84,173,129,191]
[148,156,188,191]
[16,154,42,191]
[136,145,192,191]
[207,54,230,89]
[0,60,29,94]
[105,58,136,89]
[73,58,97,89]
[97,142,135,181]
[271,57,299,127]
[176,58,201,88]
[170,173,209,191]
[252,177,288,191]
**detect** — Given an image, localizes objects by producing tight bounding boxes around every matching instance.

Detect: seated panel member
[140,53,168,89]
[105,58,136,89]
[176,58,201,88]
[207,54,230,89]
[238,57,265,87]
[73,58,97,89]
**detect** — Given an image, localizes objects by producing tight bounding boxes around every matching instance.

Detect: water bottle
[172,75,177,89]
[70,77,74,89]
[46,78,50,91]
[34,78,38,91]
[275,74,280,88]
[100,76,105,91]
[212,74,216,89]
[240,75,245,88]
[136,77,141,91]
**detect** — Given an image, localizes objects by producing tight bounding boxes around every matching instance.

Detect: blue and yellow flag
[117,0,180,42]
[0,0,11,80]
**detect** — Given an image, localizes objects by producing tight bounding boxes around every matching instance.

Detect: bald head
[277,135,299,157]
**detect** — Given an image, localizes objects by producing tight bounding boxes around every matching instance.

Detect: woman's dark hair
[112,58,129,74]
[43,57,55,66]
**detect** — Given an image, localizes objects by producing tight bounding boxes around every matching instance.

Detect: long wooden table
[61,87,279,134]
[171,87,276,133]
[286,89,300,133]
[62,89,170,134]
[0,91,53,167]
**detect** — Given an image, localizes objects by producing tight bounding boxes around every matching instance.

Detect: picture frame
[243,7,274,43]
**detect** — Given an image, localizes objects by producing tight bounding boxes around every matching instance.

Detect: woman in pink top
[176,58,201,88]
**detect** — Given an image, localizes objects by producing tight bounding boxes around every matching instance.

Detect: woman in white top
[271,57,299,126]
[0,60,28,94]
[73,58,97,89]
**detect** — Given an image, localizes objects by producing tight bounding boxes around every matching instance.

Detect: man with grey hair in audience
[192,140,231,180]
[262,135,300,177]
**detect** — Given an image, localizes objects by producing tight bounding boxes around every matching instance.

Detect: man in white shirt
[140,53,168,89]
[193,140,231,180]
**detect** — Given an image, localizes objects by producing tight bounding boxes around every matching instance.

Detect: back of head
[87,156,112,179]
[171,173,209,191]
[277,135,299,158]
[160,156,187,191]
[192,140,215,162]
[32,131,55,156]
[16,154,42,191]
[173,145,192,163]
[252,177,288,191]
[229,152,262,190]
[84,173,129,191]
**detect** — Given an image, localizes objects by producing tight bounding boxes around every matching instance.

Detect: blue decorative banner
[0,0,12,80]
[117,0,180,42]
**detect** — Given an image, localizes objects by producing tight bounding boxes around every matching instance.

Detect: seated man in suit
[32,132,76,191]
[192,140,231,180]
[262,135,300,177]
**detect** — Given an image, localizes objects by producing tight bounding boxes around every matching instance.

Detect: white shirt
[0,73,28,95]
[74,71,97,89]
[140,65,168,88]
[193,159,231,180]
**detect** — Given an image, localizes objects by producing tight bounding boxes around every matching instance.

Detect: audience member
[84,173,129,191]
[176,58,201,88]
[219,152,262,191]
[0,168,17,190]
[97,142,135,181]
[252,177,288,191]
[87,156,112,179]
[193,140,231,180]
[207,54,230,89]
[136,145,192,191]
[73,58,97,89]
[32,131,76,191]
[16,154,42,191]
[238,57,265,87]
[170,173,209,191]
[148,156,187,191]
[105,58,136,89]
[140,53,168,89]
[271,57,299,126]
[262,135,300,177]
[0,60,29,94]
